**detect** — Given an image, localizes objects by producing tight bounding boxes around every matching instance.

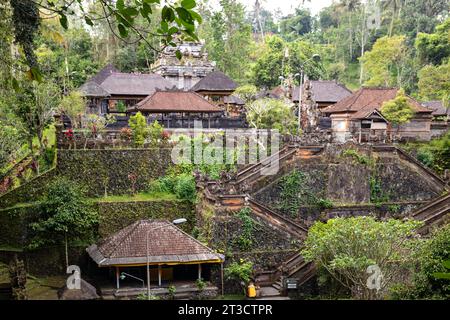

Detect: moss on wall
[97,200,194,237]
[0,148,174,208]
[57,148,173,197]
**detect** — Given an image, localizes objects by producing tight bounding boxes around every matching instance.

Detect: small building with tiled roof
[422,100,450,119]
[79,64,174,115]
[422,100,449,138]
[292,80,353,109]
[191,71,238,108]
[86,220,224,293]
[322,87,433,143]
[128,90,226,129]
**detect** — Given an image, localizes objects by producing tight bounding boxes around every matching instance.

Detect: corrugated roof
[322,87,432,118]
[132,91,223,113]
[86,220,224,267]
[292,80,353,103]
[191,71,237,92]
[422,100,450,117]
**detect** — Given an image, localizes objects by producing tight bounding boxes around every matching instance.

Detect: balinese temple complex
[77,41,246,127]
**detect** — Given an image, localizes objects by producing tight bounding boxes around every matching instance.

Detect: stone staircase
[412,193,450,235]
[234,145,324,192]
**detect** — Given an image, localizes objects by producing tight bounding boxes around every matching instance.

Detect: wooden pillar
[116,266,120,289]
[198,264,202,280]
[158,265,162,287]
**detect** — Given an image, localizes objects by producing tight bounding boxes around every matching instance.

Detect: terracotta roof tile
[86,220,224,266]
[322,87,432,118]
[132,91,223,113]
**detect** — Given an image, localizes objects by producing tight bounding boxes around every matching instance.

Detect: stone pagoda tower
[152,41,216,91]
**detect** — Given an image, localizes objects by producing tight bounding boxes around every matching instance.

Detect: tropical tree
[201,0,253,83]
[381,89,415,136]
[11,81,60,174]
[59,91,86,129]
[29,178,98,268]
[302,217,422,299]
[360,36,408,87]
[128,112,148,147]
[8,0,203,81]
[418,62,450,103]
[246,98,298,135]
[234,85,258,104]
[391,224,450,299]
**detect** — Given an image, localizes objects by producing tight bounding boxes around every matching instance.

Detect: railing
[248,198,309,236]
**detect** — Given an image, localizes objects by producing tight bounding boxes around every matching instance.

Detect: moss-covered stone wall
[97,200,195,237]
[57,148,173,197]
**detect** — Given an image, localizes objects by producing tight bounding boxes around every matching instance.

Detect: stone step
[259,286,280,298]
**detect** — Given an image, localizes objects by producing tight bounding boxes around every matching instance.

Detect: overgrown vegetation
[390,224,450,300]
[224,259,254,295]
[233,207,258,251]
[28,177,98,266]
[403,131,450,174]
[342,148,372,165]
[277,169,333,217]
[302,217,423,300]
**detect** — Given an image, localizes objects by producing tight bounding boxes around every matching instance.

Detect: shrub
[224,259,254,294]
[128,112,148,147]
[174,174,197,202]
[417,149,434,168]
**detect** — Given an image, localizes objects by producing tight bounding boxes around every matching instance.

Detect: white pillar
[198,264,202,280]
[158,265,162,287]
[116,267,120,289]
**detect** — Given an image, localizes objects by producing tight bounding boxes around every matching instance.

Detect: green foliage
[279,8,312,40]
[370,175,390,205]
[147,120,164,147]
[277,169,331,216]
[252,35,323,88]
[302,217,423,299]
[416,149,435,168]
[418,62,450,103]
[115,101,126,113]
[200,0,253,84]
[233,207,257,251]
[196,278,206,291]
[390,224,450,299]
[0,121,23,169]
[415,18,450,66]
[246,98,298,135]
[342,149,372,165]
[59,91,85,129]
[149,173,197,203]
[360,36,408,88]
[224,259,254,285]
[28,177,98,249]
[381,89,415,126]
[128,112,148,147]
[136,293,160,300]
[234,85,258,104]
[9,0,202,78]
[168,285,176,299]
